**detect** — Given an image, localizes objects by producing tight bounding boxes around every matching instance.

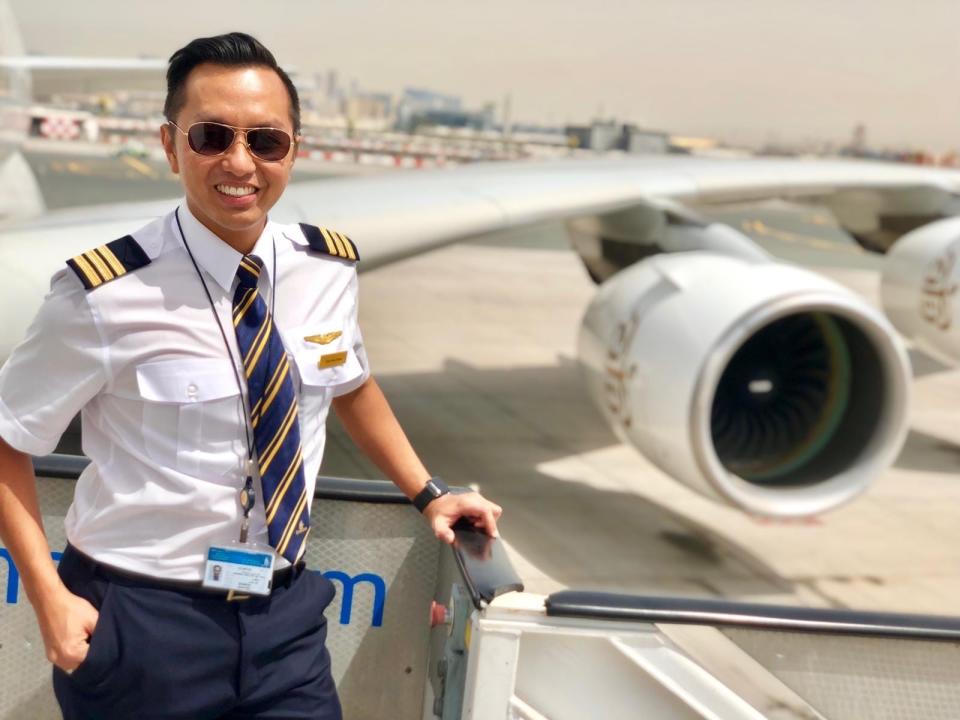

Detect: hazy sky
[8,0,960,150]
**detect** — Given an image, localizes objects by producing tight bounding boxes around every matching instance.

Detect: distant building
[565,121,669,154]
[404,108,494,132]
[345,92,393,122]
[567,120,620,151]
[396,88,461,130]
[623,125,670,154]
[401,88,462,113]
[326,69,339,100]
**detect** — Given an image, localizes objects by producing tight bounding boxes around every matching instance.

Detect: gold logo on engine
[604,315,640,429]
[920,251,958,331]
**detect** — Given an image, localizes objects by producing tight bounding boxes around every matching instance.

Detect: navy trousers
[52,546,342,720]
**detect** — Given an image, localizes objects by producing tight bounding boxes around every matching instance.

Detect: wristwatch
[413,476,450,513]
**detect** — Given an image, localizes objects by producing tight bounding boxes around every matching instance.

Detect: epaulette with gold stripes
[299,223,359,262]
[66,235,151,290]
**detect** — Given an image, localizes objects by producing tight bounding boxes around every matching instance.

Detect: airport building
[565,120,670,153]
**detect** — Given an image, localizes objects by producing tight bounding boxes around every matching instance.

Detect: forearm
[0,437,97,669]
[0,437,63,608]
[331,377,430,499]
[332,376,502,542]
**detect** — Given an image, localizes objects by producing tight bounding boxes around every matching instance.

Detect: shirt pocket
[283,324,367,446]
[135,358,245,481]
[285,324,366,395]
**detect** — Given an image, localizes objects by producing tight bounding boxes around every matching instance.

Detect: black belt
[65,544,304,600]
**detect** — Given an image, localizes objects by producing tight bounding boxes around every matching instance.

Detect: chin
[219,211,266,232]
[210,199,266,223]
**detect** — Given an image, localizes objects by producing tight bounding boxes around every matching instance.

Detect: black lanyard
[173,207,277,540]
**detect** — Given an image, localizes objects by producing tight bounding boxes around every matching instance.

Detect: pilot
[0,32,501,719]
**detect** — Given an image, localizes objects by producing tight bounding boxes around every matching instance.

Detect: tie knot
[237,255,263,289]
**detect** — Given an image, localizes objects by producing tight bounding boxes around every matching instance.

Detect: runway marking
[66,161,92,176]
[121,155,159,179]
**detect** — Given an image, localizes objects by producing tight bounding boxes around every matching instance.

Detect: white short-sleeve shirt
[0,203,370,580]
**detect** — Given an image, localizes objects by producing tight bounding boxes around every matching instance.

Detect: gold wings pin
[304,331,342,345]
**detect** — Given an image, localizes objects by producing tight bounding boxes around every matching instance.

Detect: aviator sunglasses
[168,121,295,162]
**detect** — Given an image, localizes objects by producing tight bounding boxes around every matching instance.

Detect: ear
[160,123,179,174]
[290,135,301,168]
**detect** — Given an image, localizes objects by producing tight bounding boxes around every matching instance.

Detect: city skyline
[8,0,960,151]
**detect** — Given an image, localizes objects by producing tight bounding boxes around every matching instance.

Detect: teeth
[216,184,257,197]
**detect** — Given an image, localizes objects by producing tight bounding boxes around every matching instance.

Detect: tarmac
[326,209,960,617]
[26,146,960,617]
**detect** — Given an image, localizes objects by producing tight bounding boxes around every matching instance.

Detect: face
[161,63,298,252]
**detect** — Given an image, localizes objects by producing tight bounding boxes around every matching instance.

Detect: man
[0,32,502,719]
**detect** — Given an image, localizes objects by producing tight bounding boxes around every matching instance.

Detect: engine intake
[578,251,910,517]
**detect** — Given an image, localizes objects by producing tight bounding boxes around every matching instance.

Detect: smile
[215,184,258,197]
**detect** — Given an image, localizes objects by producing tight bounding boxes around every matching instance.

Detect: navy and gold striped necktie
[233,254,310,564]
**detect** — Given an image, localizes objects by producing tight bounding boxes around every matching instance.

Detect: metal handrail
[545,590,960,641]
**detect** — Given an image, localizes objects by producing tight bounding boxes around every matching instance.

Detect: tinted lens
[186,122,235,155]
[246,128,292,161]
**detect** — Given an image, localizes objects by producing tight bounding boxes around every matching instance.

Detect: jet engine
[578,252,910,517]
[881,216,960,365]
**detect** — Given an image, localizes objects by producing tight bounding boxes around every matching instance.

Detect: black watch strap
[413,477,450,513]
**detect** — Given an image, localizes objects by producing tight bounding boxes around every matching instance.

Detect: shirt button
[186,383,199,399]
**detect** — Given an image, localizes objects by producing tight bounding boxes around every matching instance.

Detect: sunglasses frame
[167,120,297,162]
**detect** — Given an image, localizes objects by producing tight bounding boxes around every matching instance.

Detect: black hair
[164,32,300,133]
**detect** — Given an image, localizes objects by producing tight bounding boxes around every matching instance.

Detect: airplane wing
[283,155,960,267]
[10,154,960,269]
[4,154,960,518]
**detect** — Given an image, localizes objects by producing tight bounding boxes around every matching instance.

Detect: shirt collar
[283,225,309,247]
[175,202,276,292]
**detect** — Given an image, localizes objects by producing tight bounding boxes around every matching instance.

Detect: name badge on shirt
[202,543,275,596]
[318,351,348,368]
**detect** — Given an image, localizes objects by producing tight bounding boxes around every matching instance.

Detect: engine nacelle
[578,252,910,517]
[881,216,960,365]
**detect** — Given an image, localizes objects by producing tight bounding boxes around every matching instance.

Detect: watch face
[414,478,448,513]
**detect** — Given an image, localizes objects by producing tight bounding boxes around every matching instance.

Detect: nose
[220,132,257,175]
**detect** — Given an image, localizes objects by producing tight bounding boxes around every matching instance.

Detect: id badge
[202,542,275,596]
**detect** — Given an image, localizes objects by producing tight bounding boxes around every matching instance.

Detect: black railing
[546,590,960,641]
[32,453,409,503]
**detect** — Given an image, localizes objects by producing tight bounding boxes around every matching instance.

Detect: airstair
[2,455,960,719]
